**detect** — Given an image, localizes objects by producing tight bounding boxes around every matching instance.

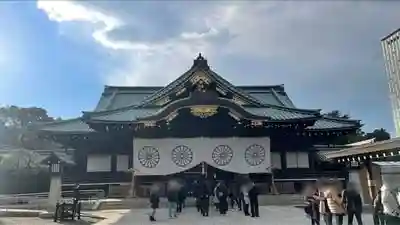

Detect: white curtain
[133,137,270,176]
[271,152,281,169]
[297,152,309,168]
[285,152,309,168]
[286,152,298,168]
[87,155,111,172]
[116,155,129,172]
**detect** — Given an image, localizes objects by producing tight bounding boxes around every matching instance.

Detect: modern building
[382,28,400,136]
[35,54,361,197]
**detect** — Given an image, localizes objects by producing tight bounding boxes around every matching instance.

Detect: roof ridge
[270,88,286,107]
[322,116,360,123]
[32,118,83,127]
[249,103,321,114]
[207,70,263,106]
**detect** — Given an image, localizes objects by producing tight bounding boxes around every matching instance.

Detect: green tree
[0,106,58,149]
[365,128,391,142]
[324,110,350,119]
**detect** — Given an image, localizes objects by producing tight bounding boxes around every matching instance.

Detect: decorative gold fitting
[232,96,246,105]
[143,121,156,127]
[228,111,241,121]
[166,111,178,122]
[176,87,186,96]
[216,87,226,95]
[190,71,211,84]
[154,96,170,106]
[190,105,218,118]
[251,120,263,127]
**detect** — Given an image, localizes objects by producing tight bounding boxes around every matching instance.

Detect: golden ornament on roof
[190,105,218,118]
[190,71,211,85]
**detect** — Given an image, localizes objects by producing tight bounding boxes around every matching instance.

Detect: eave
[32,118,94,135]
[321,137,400,163]
[83,96,321,125]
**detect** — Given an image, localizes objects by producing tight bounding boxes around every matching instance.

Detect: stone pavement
[0,217,92,225]
[110,206,375,225]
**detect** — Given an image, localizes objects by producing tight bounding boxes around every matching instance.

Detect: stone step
[95,194,305,210]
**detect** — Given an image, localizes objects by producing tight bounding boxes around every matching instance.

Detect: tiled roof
[94,85,297,111]
[306,117,360,130]
[93,55,299,110]
[246,107,316,120]
[86,103,319,122]
[0,147,75,165]
[35,112,359,134]
[88,108,158,122]
[36,119,94,133]
[322,137,400,159]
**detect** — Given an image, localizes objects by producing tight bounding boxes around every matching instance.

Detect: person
[325,182,345,225]
[380,185,400,225]
[149,184,160,222]
[342,182,363,225]
[304,183,320,225]
[373,190,384,225]
[241,184,250,216]
[229,182,240,210]
[72,183,81,218]
[199,180,210,217]
[233,182,242,211]
[193,180,202,213]
[314,179,332,225]
[177,184,186,213]
[217,181,229,215]
[213,183,220,211]
[167,180,179,219]
[248,182,260,217]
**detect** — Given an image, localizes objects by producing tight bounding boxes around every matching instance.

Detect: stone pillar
[128,168,137,198]
[47,163,62,212]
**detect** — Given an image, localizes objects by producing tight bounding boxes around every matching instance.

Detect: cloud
[36,0,400,131]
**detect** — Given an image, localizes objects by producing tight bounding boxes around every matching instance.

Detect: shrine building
[35,54,361,196]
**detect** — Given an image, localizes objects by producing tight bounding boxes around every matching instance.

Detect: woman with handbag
[304,183,320,225]
[326,184,346,225]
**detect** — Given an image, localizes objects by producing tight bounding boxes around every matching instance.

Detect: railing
[0,189,105,207]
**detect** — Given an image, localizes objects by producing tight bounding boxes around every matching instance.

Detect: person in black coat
[193,180,202,212]
[149,185,160,221]
[342,183,363,225]
[199,181,210,217]
[177,185,187,213]
[217,182,229,215]
[248,182,260,217]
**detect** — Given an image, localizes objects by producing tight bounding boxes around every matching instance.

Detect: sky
[0,1,399,135]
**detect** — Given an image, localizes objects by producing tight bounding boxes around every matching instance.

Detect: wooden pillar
[365,159,377,203]
[271,169,279,195]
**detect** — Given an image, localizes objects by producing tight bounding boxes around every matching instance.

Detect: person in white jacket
[380,185,400,225]
[241,185,250,216]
